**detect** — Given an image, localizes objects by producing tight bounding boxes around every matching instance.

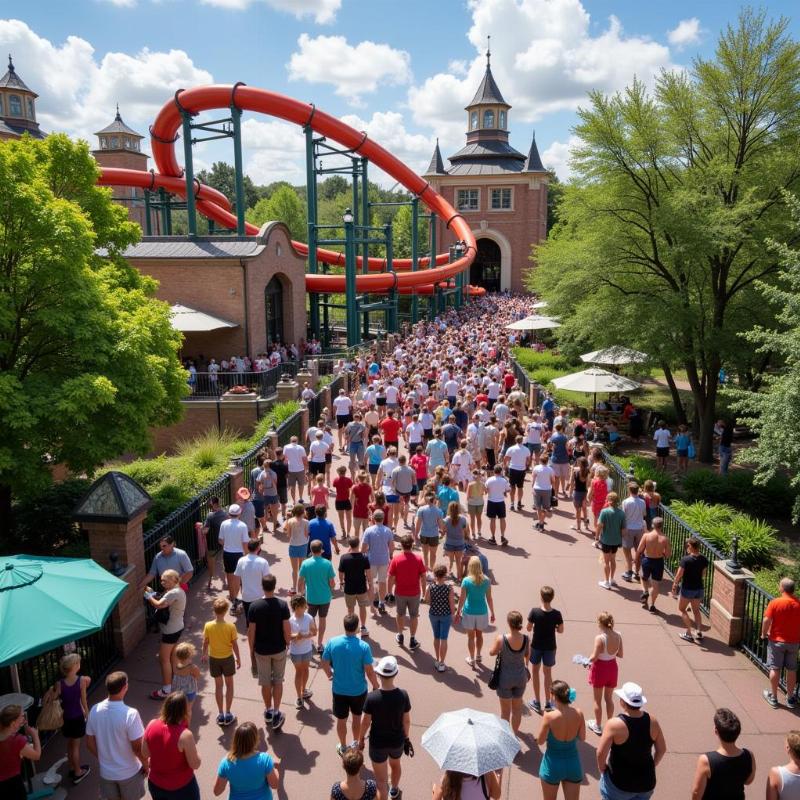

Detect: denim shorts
[680,587,704,600]
[530,648,556,667]
[289,544,308,559]
[600,771,653,800]
[429,614,452,640]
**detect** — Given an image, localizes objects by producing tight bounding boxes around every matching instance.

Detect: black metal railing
[305,388,323,426]
[231,407,304,478]
[278,409,304,445]
[604,451,724,612]
[511,357,531,395]
[741,579,772,672]
[186,363,298,399]
[329,373,345,398]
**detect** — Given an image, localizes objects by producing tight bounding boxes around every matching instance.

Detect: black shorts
[309,461,326,475]
[335,500,352,511]
[325,453,333,464]
[509,468,525,488]
[486,449,496,468]
[369,742,404,763]
[223,551,242,574]
[416,478,427,492]
[487,500,506,519]
[337,414,351,428]
[161,628,183,645]
[278,487,288,505]
[641,556,665,581]
[423,429,433,440]
[333,691,367,720]
[308,602,331,619]
[601,544,619,554]
[62,716,87,739]
[398,491,413,499]
[656,447,669,458]
[376,397,387,406]
[385,441,399,451]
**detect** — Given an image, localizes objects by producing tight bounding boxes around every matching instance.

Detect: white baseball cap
[228,503,242,516]
[374,656,399,677]
[614,682,647,708]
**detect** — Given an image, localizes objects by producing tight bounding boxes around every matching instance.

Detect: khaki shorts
[396,595,421,618]
[99,772,145,800]
[550,461,570,480]
[372,564,388,583]
[255,651,287,685]
[345,592,371,610]
[287,471,306,489]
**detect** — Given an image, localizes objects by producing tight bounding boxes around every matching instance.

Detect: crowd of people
[6,294,800,800]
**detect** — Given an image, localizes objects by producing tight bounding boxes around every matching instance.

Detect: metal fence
[187,363,298,399]
[511,357,531,395]
[305,388,323,426]
[278,408,303,445]
[604,451,724,612]
[741,579,773,671]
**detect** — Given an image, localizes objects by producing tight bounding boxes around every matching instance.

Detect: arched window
[483,109,495,128]
[470,111,478,130]
[499,110,506,129]
[8,95,22,116]
[265,276,284,346]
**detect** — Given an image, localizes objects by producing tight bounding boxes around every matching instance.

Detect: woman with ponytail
[537,680,586,799]
[432,768,501,799]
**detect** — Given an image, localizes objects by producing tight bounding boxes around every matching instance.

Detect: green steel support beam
[181,111,197,237]
[344,213,359,348]
[385,222,397,333]
[230,105,246,236]
[361,157,370,340]
[429,216,437,320]
[305,127,320,338]
[144,190,152,237]
[410,197,419,325]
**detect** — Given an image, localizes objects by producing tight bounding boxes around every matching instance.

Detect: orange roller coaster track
[97,84,479,296]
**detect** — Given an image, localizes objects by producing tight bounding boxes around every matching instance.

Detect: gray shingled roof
[447,160,526,176]
[0,118,46,139]
[467,64,509,108]
[426,139,447,175]
[0,56,35,95]
[95,107,142,138]
[524,133,546,172]
[102,237,267,260]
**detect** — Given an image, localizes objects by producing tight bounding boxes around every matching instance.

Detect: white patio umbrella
[505,316,561,331]
[169,303,238,332]
[552,367,641,415]
[580,346,648,366]
[422,708,520,775]
[531,301,549,309]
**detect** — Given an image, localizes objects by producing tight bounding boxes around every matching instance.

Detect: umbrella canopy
[170,303,238,333]
[531,301,549,309]
[0,555,128,667]
[421,708,520,775]
[580,346,648,366]
[505,316,561,331]
[552,368,641,394]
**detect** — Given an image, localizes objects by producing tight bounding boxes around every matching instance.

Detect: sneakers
[264,708,274,722]
[72,766,91,785]
[545,702,554,711]
[649,604,658,614]
[336,743,349,758]
[373,598,380,608]
[217,713,226,725]
[271,711,285,730]
[587,720,603,735]
[500,537,509,546]
[528,699,542,713]
[436,662,446,673]
[316,644,324,655]
[223,712,234,726]
[302,690,313,700]
[465,656,474,667]
[295,697,303,709]
[679,632,695,642]
[764,690,779,708]
[389,787,400,798]
[788,696,798,710]
[409,637,420,650]
[385,593,396,603]
[395,633,405,646]
[360,626,369,637]
[621,571,633,582]
[598,580,611,590]
[378,602,386,614]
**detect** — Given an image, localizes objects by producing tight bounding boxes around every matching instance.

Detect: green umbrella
[0,555,128,672]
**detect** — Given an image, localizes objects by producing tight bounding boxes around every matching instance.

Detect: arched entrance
[470,238,502,292]
[265,276,284,345]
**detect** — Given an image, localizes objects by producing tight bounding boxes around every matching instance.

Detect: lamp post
[343,208,359,348]
[726,535,742,574]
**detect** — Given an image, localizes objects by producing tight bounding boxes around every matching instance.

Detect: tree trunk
[0,483,13,553]
[661,364,688,425]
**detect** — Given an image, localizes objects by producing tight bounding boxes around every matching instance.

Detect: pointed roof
[467,40,508,108]
[95,105,143,138]
[523,132,546,172]
[0,55,36,96]
[426,139,447,175]
[73,471,152,524]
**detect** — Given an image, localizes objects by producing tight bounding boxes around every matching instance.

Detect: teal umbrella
[0,555,128,671]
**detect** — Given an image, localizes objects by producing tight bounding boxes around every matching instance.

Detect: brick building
[425,50,549,293]
[0,56,45,141]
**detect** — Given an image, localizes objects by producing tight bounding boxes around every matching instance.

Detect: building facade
[425,51,549,293]
[0,56,45,141]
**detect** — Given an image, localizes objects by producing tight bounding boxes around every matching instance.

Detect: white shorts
[461,613,489,631]
[550,462,570,480]
[371,564,388,583]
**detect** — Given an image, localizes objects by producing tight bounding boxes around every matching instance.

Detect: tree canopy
[528,9,800,461]
[246,184,306,242]
[0,134,187,540]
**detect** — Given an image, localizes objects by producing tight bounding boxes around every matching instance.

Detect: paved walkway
[49,449,793,799]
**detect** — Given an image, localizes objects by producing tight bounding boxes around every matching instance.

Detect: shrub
[176,429,241,470]
[615,455,677,503]
[671,500,777,569]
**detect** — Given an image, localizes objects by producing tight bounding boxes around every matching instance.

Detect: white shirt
[289,612,314,656]
[487,381,501,399]
[309,439,329,463]
[234,553,271,602]
[385,385,399,403]
[525,422,542,445]
[532,464,555,491]
[333,395,352,416]
[379,457,399,491]
[284,442,307,472]
[85,699,144,782]
[506,444,530,471]
[301,387,315,402]
[219,518,249,553]
[622,495,647,532]
[486,475,510,503]
[444,379,459,397]
[406,421,424,443]
[653,428,671,448]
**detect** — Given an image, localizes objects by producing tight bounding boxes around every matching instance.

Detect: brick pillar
[300,403,310,441]
[276,379,299,403]
[84,511,148,657]
[709,560,754,646]
[297,368,315,391]
[227,465,244,498]
[308,359,319,386]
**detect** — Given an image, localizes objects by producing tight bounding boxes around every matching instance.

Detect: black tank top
[573,471,587,492]
[702,749,752,800]
[607,713,656,792]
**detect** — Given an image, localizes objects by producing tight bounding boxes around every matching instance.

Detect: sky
[2,0,799,188]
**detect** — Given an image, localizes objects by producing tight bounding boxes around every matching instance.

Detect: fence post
[300,403,310,442]
[227,465,245,499]
[276,376,300,403]
[709,560,754,646]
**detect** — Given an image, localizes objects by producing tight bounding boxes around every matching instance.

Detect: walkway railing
[741,579,772,672]
[187,363,298,399]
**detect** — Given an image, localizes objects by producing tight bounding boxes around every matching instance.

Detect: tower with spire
[0,55,45,141]
[425,37,549,293]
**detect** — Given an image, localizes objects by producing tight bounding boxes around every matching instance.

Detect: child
[643,479,661,530]
[409,445,429,505]
[423,563,455,673]
[350,471,374,538]
[675,424,691,474]
[587,465,609,541]
[202,597,241,726]
[288,595,317,709]
[526,586,564,714]
[369,490,392,531]
[310,474,329,510]
[47,653,91,784]
[333,465,353,539]
[366,435,386,489]
[171,642,200,705]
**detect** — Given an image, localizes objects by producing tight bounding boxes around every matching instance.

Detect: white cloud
[541,135,580,180]
[0,19,212,151]
[97,0,137,7]
[287,34,412,106]
[199,0,341,24]
[667,18,702,49]
[408,0,676,132]
[242,117,307,184]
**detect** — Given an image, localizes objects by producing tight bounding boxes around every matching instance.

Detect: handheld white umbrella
[551,367,641,415]
[421,708,520,775]
[580,346,648,366]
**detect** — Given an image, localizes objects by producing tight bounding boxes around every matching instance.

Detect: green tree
[196,161,263,213]
[0,134,187,542]
[545,174,564,235]
[246,185,306,241]
[392,203,428,259]
[529,9,800,461]
[729,194,800,520]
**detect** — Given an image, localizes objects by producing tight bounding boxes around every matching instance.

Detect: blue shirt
[442,423,461,449]
[461,576,490,616]
[361,524,394,567]
[323,634,373,696]
[308,518,337,558]
[426,439,449,467]
[675,433,690,451]
[437,485,460,514]
[217,752,274,800]
[366,444,386,466]
[542,398,555,416]
[549,432,569,464]
[416,504,444,537]
[298,556,335,605]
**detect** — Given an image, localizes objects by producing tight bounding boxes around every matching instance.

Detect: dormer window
[499,110,506,129]
[483,109,494,128]
[8,94,22,117]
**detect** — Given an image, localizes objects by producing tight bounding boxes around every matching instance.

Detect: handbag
[154,605,170,626]
[488,637,504,690]
[37,690,64,732]
[688,442,696,459]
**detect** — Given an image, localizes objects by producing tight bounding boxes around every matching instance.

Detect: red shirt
[503,373,515,390]
[352,482,372,517]
[475,393,489,405]
[143,719,193,791]
[369,503,391,528]
[410,453,429,480]
[766,594,800,642]
[380,417,402,442]
[388,551,426,596]
[333,476,353,502]
[0,734,26,780]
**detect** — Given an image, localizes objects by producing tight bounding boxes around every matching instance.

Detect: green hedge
[671,500,778,570]
[614,455,677,504]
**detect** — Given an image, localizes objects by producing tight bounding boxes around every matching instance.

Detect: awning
[169,303,238,332]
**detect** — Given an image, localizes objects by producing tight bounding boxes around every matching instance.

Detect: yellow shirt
[203,620,237,659]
